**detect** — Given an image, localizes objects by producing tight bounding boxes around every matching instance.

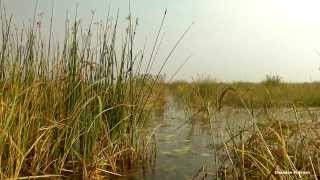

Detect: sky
[3,0,320,82]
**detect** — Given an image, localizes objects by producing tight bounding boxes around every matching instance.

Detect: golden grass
[0,3,179,178]
[170,78,320,179]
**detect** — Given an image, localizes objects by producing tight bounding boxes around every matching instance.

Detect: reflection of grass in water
[160,146,192,157]
[200,153,211,157]
[163,166,177,173]
[161,151,174,156]
[172,146,192,154]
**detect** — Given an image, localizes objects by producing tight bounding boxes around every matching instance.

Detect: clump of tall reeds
[0,3,182,178]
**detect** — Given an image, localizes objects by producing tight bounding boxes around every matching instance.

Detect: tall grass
[0,3,181,178]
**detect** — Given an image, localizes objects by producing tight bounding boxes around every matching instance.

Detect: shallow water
[110,98,247,179]
[112,98,319,179]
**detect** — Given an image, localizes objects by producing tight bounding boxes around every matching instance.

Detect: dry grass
[0,3,179,179]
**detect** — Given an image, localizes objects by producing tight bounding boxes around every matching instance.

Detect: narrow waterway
[117,97,248,180]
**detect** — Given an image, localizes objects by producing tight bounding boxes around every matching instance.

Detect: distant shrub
[262,75,282,86]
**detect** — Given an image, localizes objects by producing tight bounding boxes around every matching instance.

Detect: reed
[0,3,176,179]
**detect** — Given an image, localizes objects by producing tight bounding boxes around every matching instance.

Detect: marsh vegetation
[0,2,320,180]
[170,79,320,179]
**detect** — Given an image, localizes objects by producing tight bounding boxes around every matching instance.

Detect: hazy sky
[3,0,320,82]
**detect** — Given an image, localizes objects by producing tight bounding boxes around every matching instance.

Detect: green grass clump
[262,74,282,86]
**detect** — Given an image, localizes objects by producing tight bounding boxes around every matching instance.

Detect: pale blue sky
[3,0,320,82]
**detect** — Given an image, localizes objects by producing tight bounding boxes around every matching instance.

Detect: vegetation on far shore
[170,76,320,111]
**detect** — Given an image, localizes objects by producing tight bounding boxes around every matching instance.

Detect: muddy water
[142,100,215,179]
[112,98,250,180]
[114,98,318,179]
